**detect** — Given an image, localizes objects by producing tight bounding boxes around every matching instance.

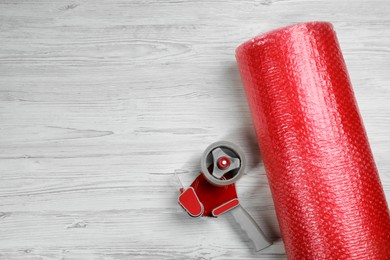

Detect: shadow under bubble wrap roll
[236,22,390,259]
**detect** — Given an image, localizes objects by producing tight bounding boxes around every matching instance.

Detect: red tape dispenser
[177,141,272,251]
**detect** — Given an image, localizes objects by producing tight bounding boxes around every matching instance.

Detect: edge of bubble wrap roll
[236,21,333,54]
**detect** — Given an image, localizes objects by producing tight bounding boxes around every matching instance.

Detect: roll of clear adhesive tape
[236,22,390,259]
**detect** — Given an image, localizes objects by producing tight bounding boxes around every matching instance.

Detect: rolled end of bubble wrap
[236,22,390,259]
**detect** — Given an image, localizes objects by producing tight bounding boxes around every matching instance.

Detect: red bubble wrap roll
[236,22,390,259]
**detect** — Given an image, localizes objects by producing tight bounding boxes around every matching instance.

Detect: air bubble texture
[236,22,390,259]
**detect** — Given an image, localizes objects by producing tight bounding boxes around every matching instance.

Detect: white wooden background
[0,0,389,259]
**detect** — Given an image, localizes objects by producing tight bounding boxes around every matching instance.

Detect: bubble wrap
[236,22,390,259]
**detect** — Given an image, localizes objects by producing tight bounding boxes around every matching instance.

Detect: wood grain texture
[0,0,389,259]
